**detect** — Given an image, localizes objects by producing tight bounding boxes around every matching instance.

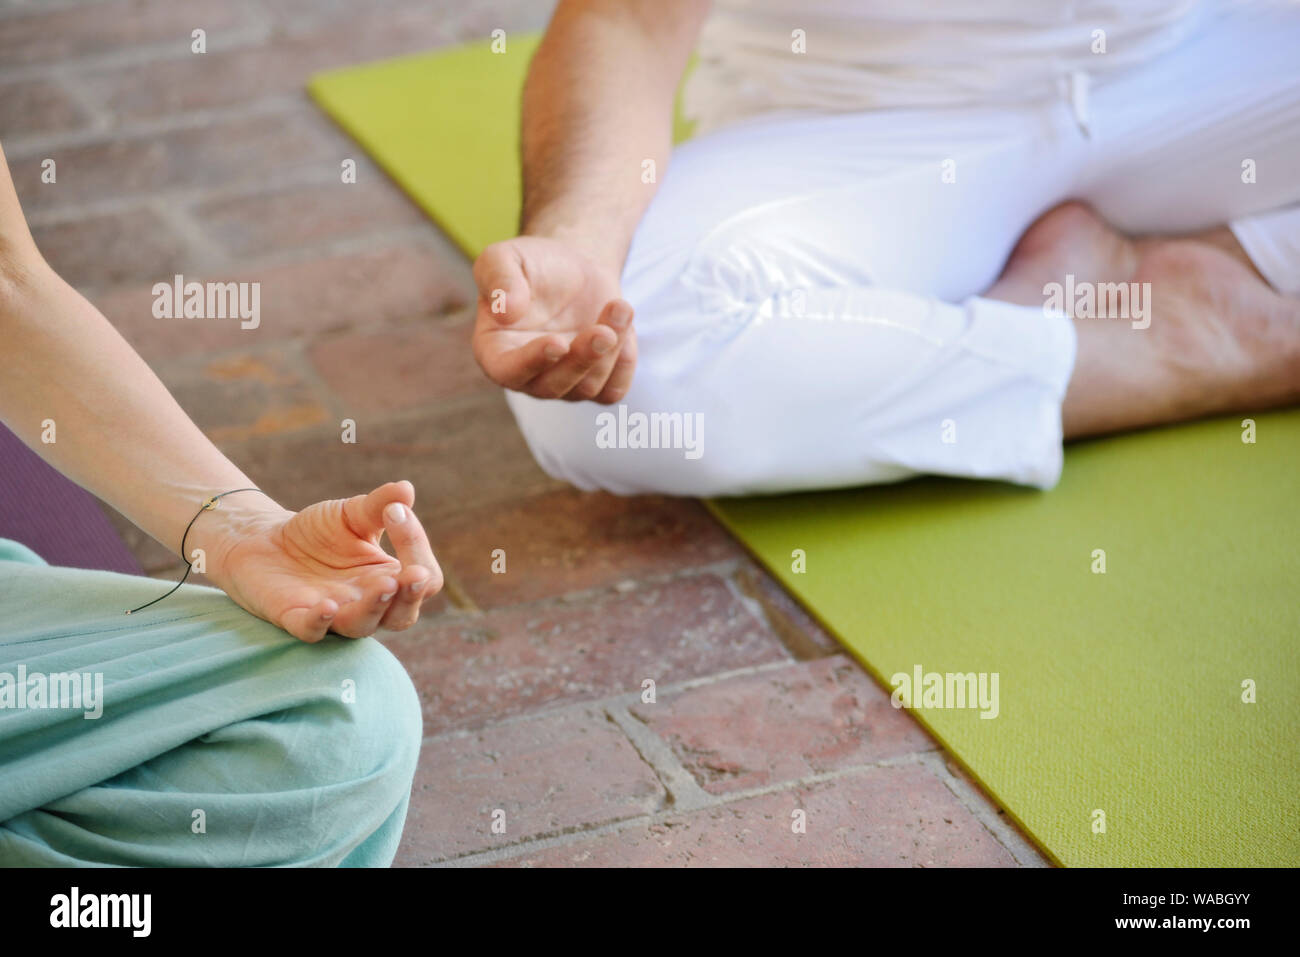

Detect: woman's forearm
[0,141,284,570]
[0,146,442,641]
[0,262,288,567]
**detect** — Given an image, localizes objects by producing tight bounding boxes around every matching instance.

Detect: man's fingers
[594,328,638,404]
[343,480,416,539]
[472,242,531,325]
[475,331,567,390]
[526,300,634,400]
[330,573,399,639]
[524,327,614,399]
[598,299,635,336]
[569,300,635,401]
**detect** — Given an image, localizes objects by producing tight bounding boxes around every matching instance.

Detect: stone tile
[631,656,935,794]
[497,764,1017,867]
[395,706,665,865]
[307,316,491,415]
[224,391,562,522]
[83,3,454,123]
[0,0,257,67]
[0,78,92,140]
[95,242,469,362]
[159,348,330,444]
[9,110,344,215]
[262,0,555,36]
[434,0,557,37]
[31,207,191,288]
[381,573,789,734]
[431,489,745,609]
[192,180,425,258]
[733,563,842,660]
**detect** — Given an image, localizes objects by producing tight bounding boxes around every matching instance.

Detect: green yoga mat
[310,39,1300,867]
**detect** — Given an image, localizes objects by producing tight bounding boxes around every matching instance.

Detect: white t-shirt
[682,0,1210,134]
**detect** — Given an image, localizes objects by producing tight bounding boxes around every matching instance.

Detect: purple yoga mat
[0,423,142,574]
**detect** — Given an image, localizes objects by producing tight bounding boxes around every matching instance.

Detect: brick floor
[383,573,789,734]
[492,765,1019,868]
[628,656,938,795]
[4,0,1048,866]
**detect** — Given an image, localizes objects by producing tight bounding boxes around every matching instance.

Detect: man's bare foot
[985,201,1300,439]
[986,201,1139,308]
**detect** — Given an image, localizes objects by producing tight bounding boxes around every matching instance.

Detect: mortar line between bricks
[602,703,712,812]
[718,567,836,663]
[68,233,470,327]
[421,753,938,868]
[916,750,1048,867]
[115,322,475,415]
[3,94,305,157]
[212,390,505,458]
[94,220,459,286]
[415,657,798,745]
[47,69,112,136]
[23,156,386,229]
[0,0,102,14]
[0,23,274,84]
[719,568,777,637]
[0,0,407,19]
[212,224,469,275]
[387,546,755,625]
[169,162,393,210]
[386,557,757,639]
[17,169,416,255]
[147,196,232,272]
[267,337,346,415]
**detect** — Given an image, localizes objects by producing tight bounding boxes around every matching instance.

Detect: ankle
[1138,226,1265,283]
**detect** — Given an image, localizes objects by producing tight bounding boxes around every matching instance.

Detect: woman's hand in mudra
[194,480,443,643]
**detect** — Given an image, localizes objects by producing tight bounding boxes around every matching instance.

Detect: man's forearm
[520,0,708,273]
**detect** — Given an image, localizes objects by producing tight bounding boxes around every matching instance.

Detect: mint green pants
[0,539,422,867]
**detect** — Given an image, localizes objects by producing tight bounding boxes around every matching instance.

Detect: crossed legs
[987,202,1300,440]
[504,0,1300,497]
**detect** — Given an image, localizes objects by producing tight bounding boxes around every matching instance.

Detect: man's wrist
[522,215,629,278]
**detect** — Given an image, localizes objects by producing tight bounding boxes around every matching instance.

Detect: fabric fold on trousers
[1231,204,1300,295]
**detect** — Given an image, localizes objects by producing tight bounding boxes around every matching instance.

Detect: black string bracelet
[125,488,266,616]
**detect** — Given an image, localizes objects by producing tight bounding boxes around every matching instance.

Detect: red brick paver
[430,490,744,609]
[397,707,666,865]
[382,573,790,734]
[496,765,1018,868]
[630,656,937,795]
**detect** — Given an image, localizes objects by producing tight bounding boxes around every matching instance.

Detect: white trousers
[507,0,1300,497]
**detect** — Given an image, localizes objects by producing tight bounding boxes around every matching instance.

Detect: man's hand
[196,481,443,643]
[471,235,637,403]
